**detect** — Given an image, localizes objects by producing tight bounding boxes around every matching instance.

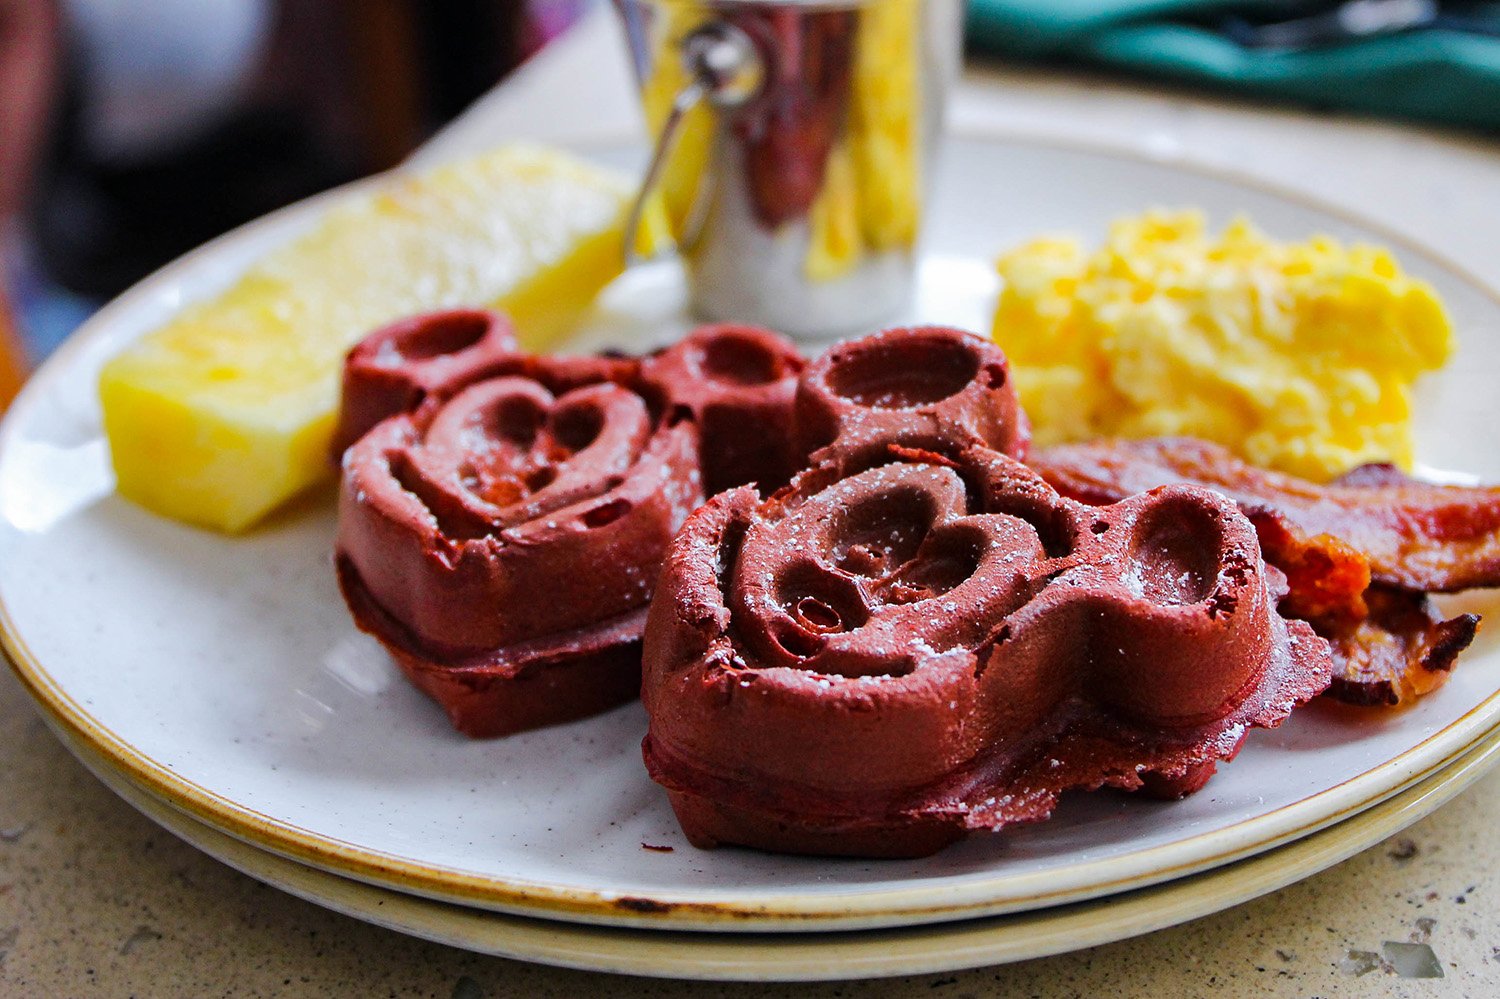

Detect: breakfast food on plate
[100,145,634,533]
[992,211,1454,482]
[640,327,1332,858]
[332,309,535,457]
[793,325,1029,462]
[1032,438,1500,595]
[334,312,802,736]
[637,325,807,496]
[1032,437,1498,705]
[1320,586,1478,706]
[326,313,1484,850]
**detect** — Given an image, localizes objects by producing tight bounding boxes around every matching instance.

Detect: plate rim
[3,125,1500,931]
[53,716,1500,981]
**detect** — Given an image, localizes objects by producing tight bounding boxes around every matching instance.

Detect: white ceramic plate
[53,716,1500,980]
[3,132,1499,932]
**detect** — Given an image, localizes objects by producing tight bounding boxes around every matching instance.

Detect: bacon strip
[1322,587,1479,707]
[1031,437,1500,593]
[1030,438,1492,706]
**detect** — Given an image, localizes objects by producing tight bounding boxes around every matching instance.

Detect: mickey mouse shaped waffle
[641,327,1334,858]
[334,311,803,737]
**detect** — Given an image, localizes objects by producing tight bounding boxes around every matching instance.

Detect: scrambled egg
[992,211,1455,481]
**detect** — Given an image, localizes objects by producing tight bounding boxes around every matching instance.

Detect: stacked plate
[3,134,1499,981]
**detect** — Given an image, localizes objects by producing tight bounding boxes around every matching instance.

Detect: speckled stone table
[3,660,1498,995]
[6,6,1500,996]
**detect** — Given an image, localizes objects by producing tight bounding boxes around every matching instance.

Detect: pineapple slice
[99,145,632,533]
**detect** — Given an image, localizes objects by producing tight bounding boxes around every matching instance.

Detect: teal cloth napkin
[966,0,1500,131]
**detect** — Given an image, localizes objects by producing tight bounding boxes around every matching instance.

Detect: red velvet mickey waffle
[333,312,803,737]
[640,332,1332,858]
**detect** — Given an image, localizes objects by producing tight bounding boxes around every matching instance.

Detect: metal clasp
[622,21,765,265]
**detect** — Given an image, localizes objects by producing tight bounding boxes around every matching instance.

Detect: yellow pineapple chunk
[99,145,632,532]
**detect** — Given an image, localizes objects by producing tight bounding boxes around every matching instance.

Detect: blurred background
[0,0,587,386]
[3,0,1498,401]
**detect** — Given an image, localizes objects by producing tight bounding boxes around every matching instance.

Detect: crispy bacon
[1032,438,1500,593]
[1031,438,1492,706]
[1322,587,1478,707]
[1251,514,1371,627]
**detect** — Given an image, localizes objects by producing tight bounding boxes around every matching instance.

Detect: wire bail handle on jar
[623,21,765,266]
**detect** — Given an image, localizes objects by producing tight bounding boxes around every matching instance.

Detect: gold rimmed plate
[2,131,1498,932]
[51,716,1500,980]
